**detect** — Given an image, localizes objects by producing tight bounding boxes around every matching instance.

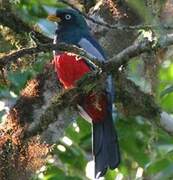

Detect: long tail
[92,111,120,179]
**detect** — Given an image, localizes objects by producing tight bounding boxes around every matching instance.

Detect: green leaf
[0,110,6,123]
[152,164,173,180]
[54,144,86,171]
[41,165,82,180]
[127,0,152,23]
[160,85,173,97]
[7,70,32,94]
[146,159,171,174]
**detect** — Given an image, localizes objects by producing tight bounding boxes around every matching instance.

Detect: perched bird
[48,8,120,178]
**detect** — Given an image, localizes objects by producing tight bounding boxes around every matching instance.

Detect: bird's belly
[53,52,107,123]
[79,93,108,123]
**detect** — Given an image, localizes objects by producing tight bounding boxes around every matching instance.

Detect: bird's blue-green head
[48,8,89,32]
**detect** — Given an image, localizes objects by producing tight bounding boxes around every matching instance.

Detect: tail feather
[93,112,120,178]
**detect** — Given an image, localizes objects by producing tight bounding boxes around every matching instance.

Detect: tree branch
[1,34,173,71]
[1,34,172,137]
[27,34,173,137]
[0,43,101,69]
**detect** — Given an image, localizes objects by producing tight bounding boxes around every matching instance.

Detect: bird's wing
[78,36,115,101]
[78,36,106,61]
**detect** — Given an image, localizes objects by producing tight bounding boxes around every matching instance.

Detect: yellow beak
[47,15,61,22]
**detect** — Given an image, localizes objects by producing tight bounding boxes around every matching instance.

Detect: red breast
[53,52,107,122]
[53,53,90,89]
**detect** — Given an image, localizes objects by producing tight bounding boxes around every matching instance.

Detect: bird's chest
[53,52,107,123]
[53,52,90,89]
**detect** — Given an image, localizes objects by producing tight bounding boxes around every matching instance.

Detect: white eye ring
[65,14,71,20]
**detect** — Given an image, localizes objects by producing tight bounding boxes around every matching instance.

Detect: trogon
[48,8,120,178]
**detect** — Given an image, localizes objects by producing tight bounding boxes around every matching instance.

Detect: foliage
[0,0,173,180]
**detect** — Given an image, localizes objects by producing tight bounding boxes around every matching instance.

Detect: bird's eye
[65,14,71,20]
